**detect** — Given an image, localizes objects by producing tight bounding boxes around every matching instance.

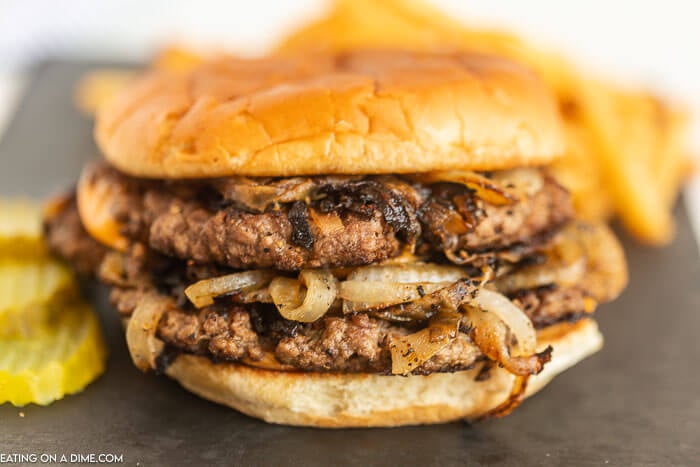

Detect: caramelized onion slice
[464,304,549,377]
[126,294,170,372]
[415,171,519,205]
[378,277,483,321]
[185,270,275,308]
[494,218,587,293]
[572,222,628,302]
[376,249,426,266]
[348,263,467,283]
[308,210,344,236]
[470,288,536,357]
[230,288,273,304]
[339,280,450,305]
[389,311,462,375]
[341,264,469,315]
[341,282,452,314]
[495,257,586,294]
[214,176,316,212]
[97,251,127,286]
[479,375,530,420]
[269,270,337,322]
[490,168,544,197]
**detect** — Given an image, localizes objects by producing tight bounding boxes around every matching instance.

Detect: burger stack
[45,50,627,427]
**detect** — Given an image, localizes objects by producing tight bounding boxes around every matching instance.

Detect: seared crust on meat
[110,287,484,375]
[108,281,595,374]
[75,162,574,270]
[420,174,573,256]
[509,285,592,329]
[44,187,620,376]
[163,319,603,427]
[43,194,108,274]
[41,48,631,428]
[149,202,403,270]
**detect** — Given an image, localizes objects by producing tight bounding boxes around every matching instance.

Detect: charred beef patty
[46,199,596,374]
[80,163,573,270]
[110,282,590,374]
[44,194,108,275]
[112,287,484,375]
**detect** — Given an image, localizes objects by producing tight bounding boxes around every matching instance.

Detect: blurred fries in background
[75,0,695,245]
[75,69,136,115]
[74,46,207,114]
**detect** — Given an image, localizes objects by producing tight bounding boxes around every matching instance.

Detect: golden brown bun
[96,50,565,178]
[162,319,602,427]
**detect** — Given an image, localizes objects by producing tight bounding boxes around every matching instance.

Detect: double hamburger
[45,49,627,427]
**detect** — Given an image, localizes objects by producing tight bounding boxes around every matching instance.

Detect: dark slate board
[0,61,698,467]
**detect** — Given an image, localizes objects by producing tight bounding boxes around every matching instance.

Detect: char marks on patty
[46,196,596,375]
[112,287,484,375]
[107,279,592,374]
[77,163,574,270]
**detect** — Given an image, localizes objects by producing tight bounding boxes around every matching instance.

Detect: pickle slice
[0,303,107,406]
[0,199,46,258]
[0,259,76,337]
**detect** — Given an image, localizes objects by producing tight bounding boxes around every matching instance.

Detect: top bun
[96,49,564,178]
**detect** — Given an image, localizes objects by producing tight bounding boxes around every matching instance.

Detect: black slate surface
[1,61,699,467]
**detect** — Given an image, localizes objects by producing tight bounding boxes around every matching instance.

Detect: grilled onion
[269,269,338,322]
[415,171,519,205]
[185,270,275,308]
[572,222,628,302]
[341,282,452,314]
[347,263,467,283]
[490,168,544,197]
[470,288,536,357]
[214,177,316,212]
[494,257,586,294]
[126,294,170,372]
[96,251,127,286]
[494,217,587,293]
[230,288,273,304]
[389,311,462,375]
[376,249,426,265]
[308,210,344,236]
[379,277,483,321]
[464,304,548,376]
[340,264,470,314]
[480,374,530,420]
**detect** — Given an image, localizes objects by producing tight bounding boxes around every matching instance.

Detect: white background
[0,0,698,242]
[1,0,698,98]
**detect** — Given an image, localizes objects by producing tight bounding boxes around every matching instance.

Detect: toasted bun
[162,319,602,427]
[96,50,564,178]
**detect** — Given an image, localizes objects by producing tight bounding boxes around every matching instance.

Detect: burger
[44,49,627,427]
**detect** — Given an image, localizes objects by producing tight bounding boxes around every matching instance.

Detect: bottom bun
[162,319,603,427]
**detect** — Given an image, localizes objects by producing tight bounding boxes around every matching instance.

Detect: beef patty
[44,194,108,275]
[46,197,596,374]
[111,285,586,375]
[80,163,573,270]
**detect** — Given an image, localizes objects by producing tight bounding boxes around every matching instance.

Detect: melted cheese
[77,168,128,251]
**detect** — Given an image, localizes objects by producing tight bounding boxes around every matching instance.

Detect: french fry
[549,121,613,222]
[74,69,137,116]
[579,82,695,243]
[152,45,206,72]
[74,46,206,117]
